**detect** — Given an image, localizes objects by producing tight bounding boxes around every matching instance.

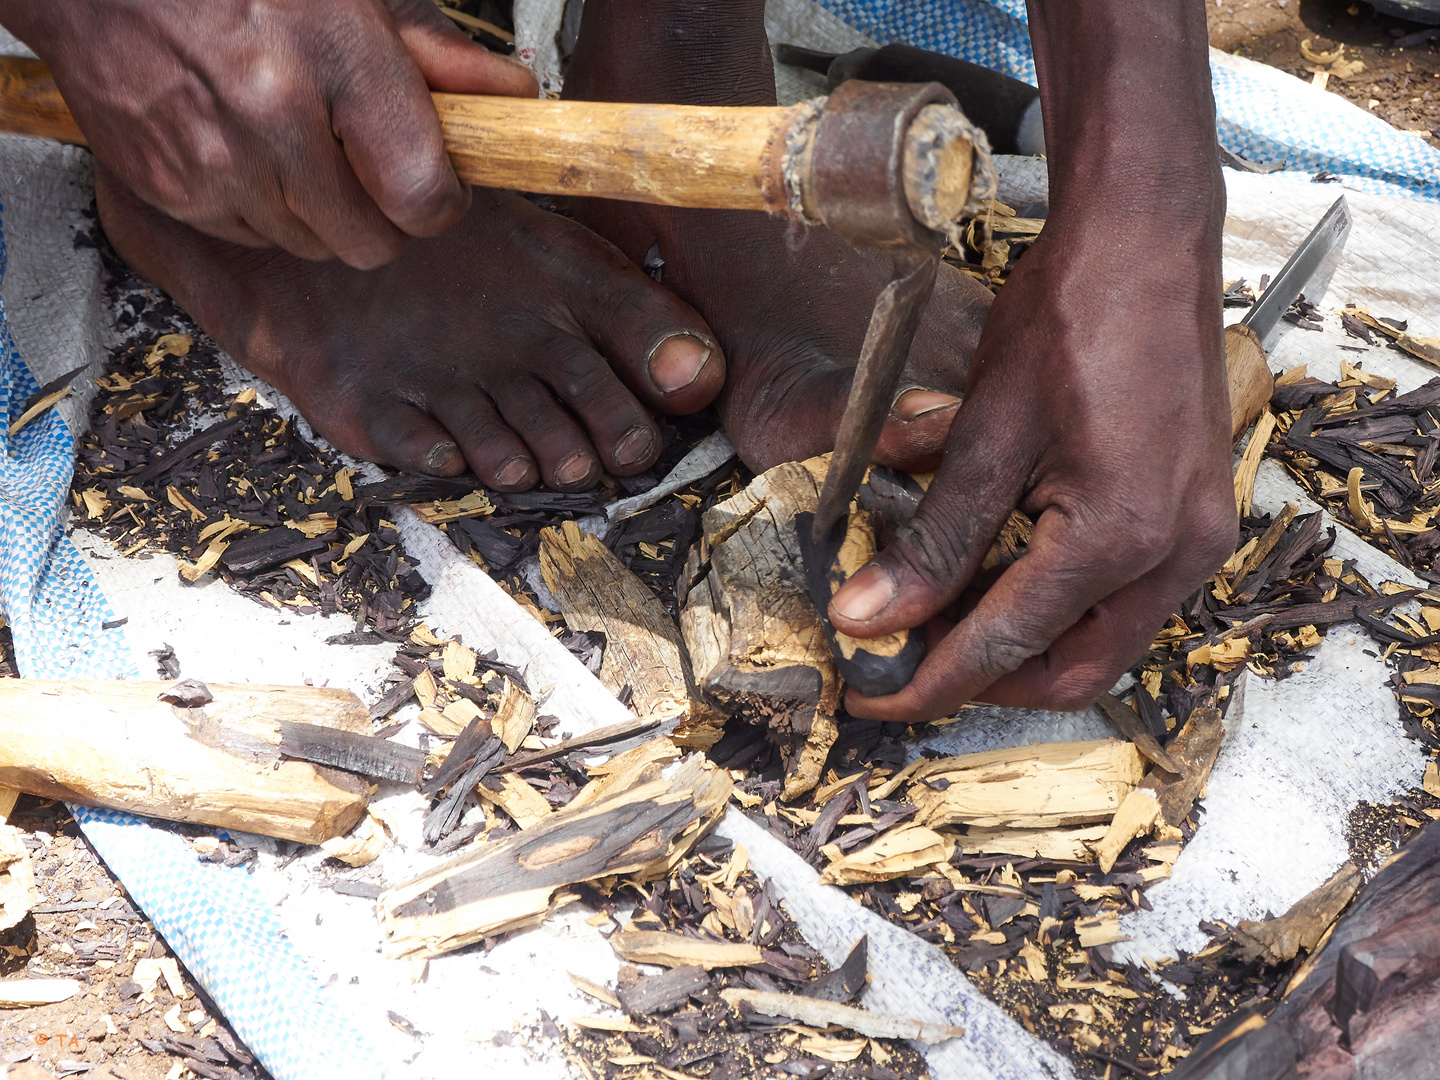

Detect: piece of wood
[0,978,83,1007]
[1093,789,1162,874]
[0,787,17,826]
[818,825,954,886]
[1234,409,1278,517]
[800,935,868,1003]
[907,739,1144,830]
[477,773,553,829]
[1233,861,1361,965]
[610,931,762,970]
[961,824,1106,862]
[1146,706,1226,826]
[0,57,972,227]
[492,678,537,753]
[681,457,843,800]
[1225,323,1276,440]
[495,715,663,774]
[0,680,368,844]
[719,989,965,1044]
[380,751,731,958]
[0,825,38,932]
[540,519,699,730]
[616,964,711,1015]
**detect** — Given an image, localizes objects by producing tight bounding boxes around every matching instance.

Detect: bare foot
[95,169,726,491]
[563,0,993,473]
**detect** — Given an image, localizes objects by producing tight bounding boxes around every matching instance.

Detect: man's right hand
[1,0,537,267]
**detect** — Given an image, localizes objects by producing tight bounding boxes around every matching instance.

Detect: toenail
[893,388,962,422]
[614,425,656,467]
[554,451,595,487]
[494,456,532,488]
[831,564,897,624]
[648,332,714,393]
[425,441,460,472]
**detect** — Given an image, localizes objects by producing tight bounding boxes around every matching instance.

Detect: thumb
[828,414,1033,639]
[386,0,539,96]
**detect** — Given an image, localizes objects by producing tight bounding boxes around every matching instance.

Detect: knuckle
[370,155,461,232]
[973,629,1042,682]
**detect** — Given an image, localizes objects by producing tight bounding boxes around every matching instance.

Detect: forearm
[1027,0,1223,235]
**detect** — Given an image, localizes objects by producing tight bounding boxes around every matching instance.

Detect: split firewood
[379,750,731,958]
[1094,692,1180,772]
[962,824,1107,862]
[610,931,763,970]
[1232,861,1361,965]
[719,989,965,1044]
[540,519,703,730]
[0,824,38,932]
[907,739,1144,830]
[492,677,537,753]
[0,680,369,843]
[477,773,553,829]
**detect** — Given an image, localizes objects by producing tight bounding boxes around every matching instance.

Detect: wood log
[0,680,369,844]
[379,749,731,958]
[906,739,1144,830]
[540,519,702,731]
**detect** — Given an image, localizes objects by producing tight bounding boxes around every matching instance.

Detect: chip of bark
[277,720,426,786]
[1095,692,1181,772]
[157,678,212,707]
[220,526,327,575]
[794,510,923,697]
[1333,907,1440,1039]
[617,964,711,1016]
[798,934,867,1002]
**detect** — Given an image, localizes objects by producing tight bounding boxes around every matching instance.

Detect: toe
[564,239,726,415]
[487,373,604,491]
[533,332,664,476]
[353,396,470,476]
[429,387,539,491]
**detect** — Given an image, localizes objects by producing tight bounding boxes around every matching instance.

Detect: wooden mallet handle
[0,56,974,230]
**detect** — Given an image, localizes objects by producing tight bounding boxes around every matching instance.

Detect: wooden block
[380,750,730,959]
[907,739,1144,830]
[0,978,83,1007]
[0,680,368,844]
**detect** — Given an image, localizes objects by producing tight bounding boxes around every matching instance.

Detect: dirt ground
[4,7,1439,1080]
[1208,0,1440,140]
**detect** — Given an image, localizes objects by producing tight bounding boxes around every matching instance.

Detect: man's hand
[829,0,1238,721]
[1,0,536,267]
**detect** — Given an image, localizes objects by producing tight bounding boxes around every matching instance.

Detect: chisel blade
[1241,194,1351,346]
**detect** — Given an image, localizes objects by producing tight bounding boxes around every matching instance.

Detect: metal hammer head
[788,80,975,250]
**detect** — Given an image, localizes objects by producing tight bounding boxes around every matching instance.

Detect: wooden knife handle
[1225,322,1275,439]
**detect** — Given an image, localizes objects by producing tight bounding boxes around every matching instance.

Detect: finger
[277,136,409,269]
[844,510,1168,722]
[329,32,470,240]
[531,331,665,476]
[977,569,1184,710]
[827,399,1036,638]
[386,0,539,96]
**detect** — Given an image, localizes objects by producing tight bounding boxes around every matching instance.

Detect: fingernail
[554,451,595,488]
[648,332,714,393]
[831,564,897,623]
[614,425,656,467]
[425,441,460,473]
[893,389,961,422]
[494,456,532,488]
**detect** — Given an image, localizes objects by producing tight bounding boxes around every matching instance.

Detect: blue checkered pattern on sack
[0,195,386,1080]
[811,0,1440,200]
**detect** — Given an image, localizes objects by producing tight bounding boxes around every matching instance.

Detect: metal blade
[1242,194,1351,345]
[812,247,941,541]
